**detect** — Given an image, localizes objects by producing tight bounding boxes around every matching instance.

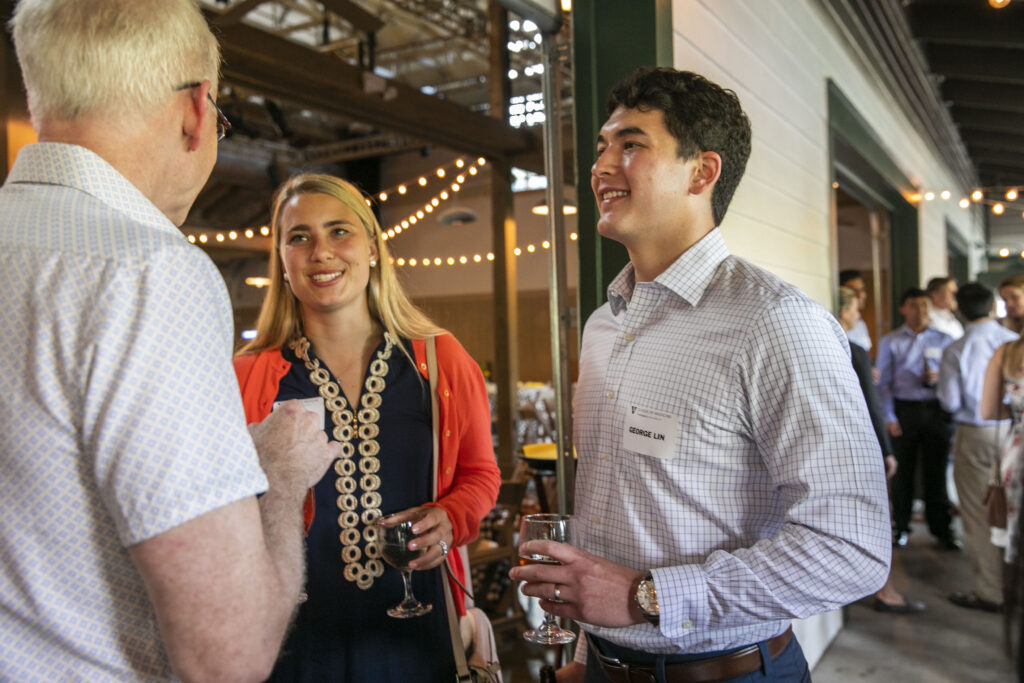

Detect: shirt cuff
[652,564,707,640]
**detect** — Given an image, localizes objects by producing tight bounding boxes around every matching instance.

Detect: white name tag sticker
[622,405,680,459]
[273,397,326,428]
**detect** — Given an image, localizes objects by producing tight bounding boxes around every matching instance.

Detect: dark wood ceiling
[905,0,1024,190]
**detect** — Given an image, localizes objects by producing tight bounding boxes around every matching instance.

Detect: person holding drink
[512,67,890,682]
[233,173,500,681]
[876,287,957,550]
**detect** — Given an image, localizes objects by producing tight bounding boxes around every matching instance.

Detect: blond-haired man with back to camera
[0,1,338,680]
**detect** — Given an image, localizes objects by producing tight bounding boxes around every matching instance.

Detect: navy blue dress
[268,339,457,682]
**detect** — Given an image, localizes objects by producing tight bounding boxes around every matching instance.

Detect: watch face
[638,579,658,614]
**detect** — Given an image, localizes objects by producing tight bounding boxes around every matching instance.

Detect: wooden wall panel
[414,290,578,383]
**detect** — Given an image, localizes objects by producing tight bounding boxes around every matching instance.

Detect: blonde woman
[234,173,500,682]
[981,337,1024,565]
[999,275,1024,335]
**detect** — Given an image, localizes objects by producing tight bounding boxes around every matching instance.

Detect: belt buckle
[594,652,657,683]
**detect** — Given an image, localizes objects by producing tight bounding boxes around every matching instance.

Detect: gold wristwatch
[634,571,659,626]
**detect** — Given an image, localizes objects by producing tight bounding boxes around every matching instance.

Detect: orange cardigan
[232,334,501,614]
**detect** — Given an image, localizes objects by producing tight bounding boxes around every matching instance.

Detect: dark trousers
[584,633,810,683]
[891,399,953,538]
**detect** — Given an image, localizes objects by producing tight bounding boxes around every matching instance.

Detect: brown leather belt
[592,626,793,683]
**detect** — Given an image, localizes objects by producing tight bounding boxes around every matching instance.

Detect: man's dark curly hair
[607,67,752,226]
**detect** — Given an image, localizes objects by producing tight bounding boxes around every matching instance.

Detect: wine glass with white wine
[374,514,433,618]
[519,513,576,645]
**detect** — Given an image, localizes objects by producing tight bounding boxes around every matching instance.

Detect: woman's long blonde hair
[237,173,443,359]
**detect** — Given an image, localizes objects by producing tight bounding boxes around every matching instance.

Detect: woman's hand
[381,505,454,571]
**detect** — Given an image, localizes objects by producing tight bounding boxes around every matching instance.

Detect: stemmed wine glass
[519,513,576,645]
[374,514,433,618]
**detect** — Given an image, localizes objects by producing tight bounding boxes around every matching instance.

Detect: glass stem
[400,569,417,607]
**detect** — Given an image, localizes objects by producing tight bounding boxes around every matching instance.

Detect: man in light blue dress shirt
[1,1,337,679]
[937,283,1016,612]
[877,288,956,549]
[512,67,889,683]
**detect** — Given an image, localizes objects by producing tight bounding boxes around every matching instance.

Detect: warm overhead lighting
[989,0,1011,8]
[447,257,455,265]
[1000,248,1011,257]
[379,192,388,202]
[456,158,465,168]
[245,229,254,238]
[245,276,272,288]
[994,203,1006,215]
[959,198,970,209]
[409,258,417,266]
[570,232,578,241]
[532,199,578,215]
[527,244,536,253]
[542,240,550,249]
[459,256,468,264]
[198,234,208,243]
[477,157,486,166]
[473,254,482,262]
[437,168,446,178]
[831,182,839,189]
[416,210,424,219]
[924,191,935,201]
[397,185,407,194]
[486,252,495,261]
[187,235,196,243]
[940,190,951,200]
[972,190,984,201]
[216,233,225,242]
[434,257,442,266]
[397,258,405,266]
[513,247,522,256]
[457,174,465,184]
[260,226,270,236]
[418,177,427,186]
[1008,189,1019,201]
[561,0,571,11]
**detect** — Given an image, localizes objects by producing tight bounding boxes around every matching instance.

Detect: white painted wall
[671,0,985,308]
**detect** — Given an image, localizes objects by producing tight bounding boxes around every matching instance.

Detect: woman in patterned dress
[232,173,500,681]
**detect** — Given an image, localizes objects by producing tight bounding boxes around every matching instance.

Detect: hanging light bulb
[924,191,935,201]
[940,190,951,200]
[989,0,1011,9]
[994,203,1005,215]
[1008,188,1019,201]
[971,190,984,201]
[958,198,970,209]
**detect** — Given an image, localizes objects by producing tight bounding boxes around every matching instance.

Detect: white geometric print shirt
[0,143,268,680]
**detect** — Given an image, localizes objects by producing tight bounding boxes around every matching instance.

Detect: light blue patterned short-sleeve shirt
[574,229,890,655]
[0,143,269,680]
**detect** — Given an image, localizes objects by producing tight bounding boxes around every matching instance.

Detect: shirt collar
[607,228,729,315]
[6,142,181,237]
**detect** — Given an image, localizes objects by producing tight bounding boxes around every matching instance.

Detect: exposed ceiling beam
[213,0,273,25]
[968,146,1024,169]
[960,129,1024,154]
[906,3,1024,48]
[941,80,1024,113]
[319,0,384,34]
[977,163,1024,185]
[205,10,541,169]
[924,44,1024,84]
[951,106,1024,134]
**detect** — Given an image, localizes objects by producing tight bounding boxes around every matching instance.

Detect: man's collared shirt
[930,308,965,341]
[876,324,955,423]
[574,229,889,655]
[938,319,1018,425]
[0,143,268,680]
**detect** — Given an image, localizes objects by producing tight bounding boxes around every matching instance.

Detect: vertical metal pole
[541,32,575,514]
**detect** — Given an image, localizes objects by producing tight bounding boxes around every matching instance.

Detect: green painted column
[572,0,672,325]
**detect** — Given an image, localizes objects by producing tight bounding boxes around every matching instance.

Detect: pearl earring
[369,258,377,268]
[283,273,289,282]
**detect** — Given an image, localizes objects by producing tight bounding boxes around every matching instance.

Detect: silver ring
[554,584,561,601]
[438,540,449,556]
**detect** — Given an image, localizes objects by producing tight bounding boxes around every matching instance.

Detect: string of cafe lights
[390,231,579,269]
[185,156,488,247]
[377,157,488,242]
[907,184,1024,259]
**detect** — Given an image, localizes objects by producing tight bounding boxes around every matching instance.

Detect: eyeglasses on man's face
[176,82,232,141]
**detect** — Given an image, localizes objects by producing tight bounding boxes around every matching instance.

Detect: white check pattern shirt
[0,143,268,680]
[574,229,890,654]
